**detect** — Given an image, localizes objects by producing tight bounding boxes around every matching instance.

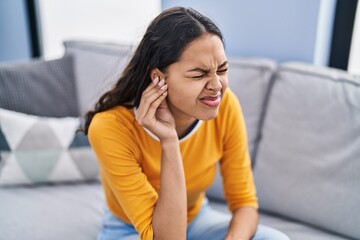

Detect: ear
[150,68,166,81]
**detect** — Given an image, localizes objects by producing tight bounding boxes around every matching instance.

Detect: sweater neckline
[132,107,203,142]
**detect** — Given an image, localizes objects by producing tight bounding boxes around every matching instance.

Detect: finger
[139,82,167,111]
[136,83,167,121]
[140,78,165,105]
[158,94,169,109]
[139,84,167,117]
[136,91,167,125]
[142,77,160,95]
[156,79,166,88]
[145,90,168,119]
[142,78,167,98]
[138,77,162,112]
[153,76,159,84]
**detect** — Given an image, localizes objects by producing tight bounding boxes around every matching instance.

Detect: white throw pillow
[0,108,98,186]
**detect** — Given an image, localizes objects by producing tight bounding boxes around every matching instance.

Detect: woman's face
[164,33,228,122]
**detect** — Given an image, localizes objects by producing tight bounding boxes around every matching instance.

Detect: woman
[85,7,289,240]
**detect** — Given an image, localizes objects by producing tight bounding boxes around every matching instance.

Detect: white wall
[348,4,360,76]
[38,0,161,59]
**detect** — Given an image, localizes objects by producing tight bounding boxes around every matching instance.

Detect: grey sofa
[0,40,359,240]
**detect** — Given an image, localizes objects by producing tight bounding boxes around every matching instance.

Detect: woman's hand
[135,76,177,141]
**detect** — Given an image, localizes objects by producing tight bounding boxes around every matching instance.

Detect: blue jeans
[97,200,290,240]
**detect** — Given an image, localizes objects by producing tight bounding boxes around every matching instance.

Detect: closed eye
[192,68,227,79]
[217,68,228,74]
[192,74,205,79]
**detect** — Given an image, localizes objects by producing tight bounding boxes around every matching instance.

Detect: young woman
[85,7,290,240]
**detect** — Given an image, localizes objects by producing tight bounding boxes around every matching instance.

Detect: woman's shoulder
[96,105,133,119]
[87,105,140,156]
[89,105,135,133]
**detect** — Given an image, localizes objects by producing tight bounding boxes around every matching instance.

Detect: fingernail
[152,76,159,84]
[157,79,165,88]
[160,84,167,91]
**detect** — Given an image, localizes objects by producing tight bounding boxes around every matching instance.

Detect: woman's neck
[175,118,198,139]
[168,101,198,138]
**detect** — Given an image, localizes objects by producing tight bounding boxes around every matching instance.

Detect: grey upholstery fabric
[227,58,277,158]
[64,41,134,116]
[0,181,354,240]
[207,57,277,201]
[254,62,360,239]
[1,40,357,240]
[209,201,355,240]
[0,181,104,240]
[0,56,78,117]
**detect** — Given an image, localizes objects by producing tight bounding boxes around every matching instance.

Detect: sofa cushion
[64,41,133,116]
[0,182,104,240]
[0,108,98,185]
[0,55,78,117]
[207,57,277,201]
[254,62,360,239]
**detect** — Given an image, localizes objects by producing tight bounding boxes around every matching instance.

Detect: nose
[206,75,222,92]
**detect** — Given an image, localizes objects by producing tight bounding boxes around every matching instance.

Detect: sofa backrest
[64,41,134,116]
[253,62,360,239]
[227,57,277,160]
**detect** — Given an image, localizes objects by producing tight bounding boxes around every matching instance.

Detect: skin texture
[161,33,229,136]
[135,33,258,240]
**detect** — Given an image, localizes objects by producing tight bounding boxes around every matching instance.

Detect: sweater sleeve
[220,90,259,212]
[88,113,157,240]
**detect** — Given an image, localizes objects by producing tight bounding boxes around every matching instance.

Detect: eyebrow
[187,61,228,73]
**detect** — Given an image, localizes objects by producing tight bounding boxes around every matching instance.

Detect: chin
[196,110,219,121]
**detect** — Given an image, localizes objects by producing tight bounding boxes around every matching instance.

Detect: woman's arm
[225,207,259,240]
[152,138,187,240]
[135,77,187,240]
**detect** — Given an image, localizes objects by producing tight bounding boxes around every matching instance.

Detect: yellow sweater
[88,89,258,240]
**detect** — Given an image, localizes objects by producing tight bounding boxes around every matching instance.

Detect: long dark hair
[83,7,224,134]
